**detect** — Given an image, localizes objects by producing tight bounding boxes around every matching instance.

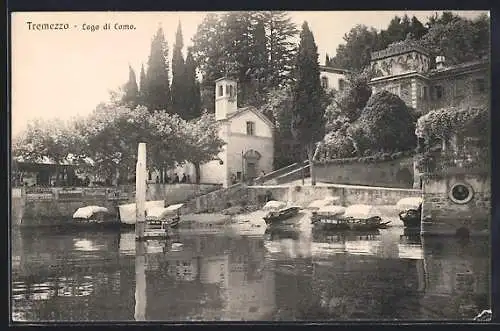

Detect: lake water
[11,220,490,322]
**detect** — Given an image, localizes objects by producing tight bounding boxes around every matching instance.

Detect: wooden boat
[263,206,301,225]
[398,203,422,228]
[311,204,390,231]
[118,200,165,225]
[396,197,422,229]
[72,206,120,228]
[144,203,184,238]
[312,215,390,231]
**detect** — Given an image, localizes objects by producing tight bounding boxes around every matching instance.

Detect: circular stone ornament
[448,182,474,204]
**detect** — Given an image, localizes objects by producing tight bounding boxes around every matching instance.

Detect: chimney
[436,56,446,69]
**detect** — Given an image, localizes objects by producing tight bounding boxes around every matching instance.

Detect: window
[423,86,428,100]
[474,78,486,94]
[229,85,235,98]
[454,79,466,97]
[433,85,444,100]
[246,121,255,136]
[218,85,223,97]
[338,78,345,92]
[226,84,230,95]
[321,76,329,89]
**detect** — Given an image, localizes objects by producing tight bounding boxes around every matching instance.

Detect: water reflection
[11,225,490,322]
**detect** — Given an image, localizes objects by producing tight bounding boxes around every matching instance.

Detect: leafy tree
[348,90,417,155]
[261,87,301,168]
[410,16,428,39]
[13,118,80,164]
[191,11,298,111]
[316,127,356,161]
[329,69,373,124]
[291,22,326,186]
[330,25,379,72]
[420,12,490,65]
[122,65,139,108]
[244,20,269,108]
[182,112,226,184]
[171,22,187,117]
[261,11,299,88]
[191,13,227,113]
[13,118,87,184]
[144,26,171,112]
[184,48,202,120]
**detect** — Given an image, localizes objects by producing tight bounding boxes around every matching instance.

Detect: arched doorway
[243,149,261,180]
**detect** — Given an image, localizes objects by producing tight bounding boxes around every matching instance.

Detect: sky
[10,10,488,136]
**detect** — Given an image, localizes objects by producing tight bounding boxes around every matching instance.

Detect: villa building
[367,43,490,236]
[319,66,349,93]
[368,43,488,115]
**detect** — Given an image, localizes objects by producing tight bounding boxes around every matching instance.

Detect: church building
[200,77,275,187]
[156,77,275,188]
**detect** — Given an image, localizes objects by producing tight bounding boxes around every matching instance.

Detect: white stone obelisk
[135,143,147,241]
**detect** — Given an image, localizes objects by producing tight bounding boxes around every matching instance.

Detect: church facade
[200,77,275,187]
[154,77,275,188]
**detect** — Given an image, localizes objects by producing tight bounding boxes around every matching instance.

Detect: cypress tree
[122,65,139,108]
[139,63,147,105]
[145,26,171,113]
[184,48,201,120]
[171,22,186,117]
[291,22,326,186]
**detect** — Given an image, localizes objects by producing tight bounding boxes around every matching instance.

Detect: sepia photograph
[10,10,492,322]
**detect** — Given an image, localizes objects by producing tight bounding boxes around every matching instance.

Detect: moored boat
[311,204,390,231]
[72,206,120,228]
[263,206,301,225]
[118,200,165,225]
[144,203,184,238]
[398,203,422,228]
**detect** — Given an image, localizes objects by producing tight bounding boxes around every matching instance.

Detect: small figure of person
[181,173,187,183]
[156,176,160,184]
[173,174,180,184]
[186,174,191,183]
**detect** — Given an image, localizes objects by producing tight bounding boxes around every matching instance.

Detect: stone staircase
[253,160,310,186]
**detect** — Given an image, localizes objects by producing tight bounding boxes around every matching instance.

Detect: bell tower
[215,77,238,121]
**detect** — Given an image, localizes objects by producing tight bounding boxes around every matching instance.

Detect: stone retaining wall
[183,183,422,215]
[421,173,490,236]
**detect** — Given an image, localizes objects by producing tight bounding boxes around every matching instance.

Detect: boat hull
[311,214,389,232]
[263,207,301,225]
[399,209,421,228]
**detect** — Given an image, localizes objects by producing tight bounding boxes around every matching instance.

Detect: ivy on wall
[415,105,488,144]
[315,150,414,165]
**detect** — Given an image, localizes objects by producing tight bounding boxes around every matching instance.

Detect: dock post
[135,142,147,241]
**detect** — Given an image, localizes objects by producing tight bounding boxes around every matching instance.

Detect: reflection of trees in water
[12,230,130,321]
